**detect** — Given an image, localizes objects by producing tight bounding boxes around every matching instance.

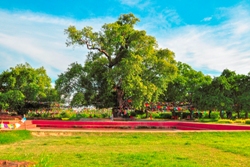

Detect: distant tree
[59,13,178,109]
[161,62,212,104]
[0,63,58,114]
[231,72,250,118]
[193,71,234,118]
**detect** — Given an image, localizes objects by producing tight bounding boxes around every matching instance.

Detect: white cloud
[120,0,141,6]
[138,8,182,32]
[119,0,150,9]
[202,17,212,22]
[0,10,115,82]
[153,4,250,76]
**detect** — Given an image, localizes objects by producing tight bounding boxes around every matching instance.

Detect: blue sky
[0,0,250,84]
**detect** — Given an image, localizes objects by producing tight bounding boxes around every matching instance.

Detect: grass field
[1,130,250,167]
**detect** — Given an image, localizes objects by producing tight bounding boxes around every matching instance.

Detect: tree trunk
[208,110,212,118]
[116,86,124,110]
[188,107,193,119]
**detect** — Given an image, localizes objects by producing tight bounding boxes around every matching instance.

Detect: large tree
[193,70,234,118]
[161,62,212,104]
[0,63,58,114]
[221,69,250,118]
[59,13,177,109]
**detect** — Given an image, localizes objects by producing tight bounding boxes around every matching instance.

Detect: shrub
[240,111,246,119]
[217,119,234,124]
[211,112,220,120]
[198,119,218,122]
[79,113,89,118]
[234,119,245,123]
[129,111,136,117]
[41,112,50,118]
[101,113,109,118]
[245,119,250,124]
[59,111,68,118]
[159,112,172,119]
[202,111,209,119]
[151,112,160,119]
[136,113,147,119]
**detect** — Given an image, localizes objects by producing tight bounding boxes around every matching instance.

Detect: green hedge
[245,119,250,124]
[217,119,234,124]
[151,112,172,119]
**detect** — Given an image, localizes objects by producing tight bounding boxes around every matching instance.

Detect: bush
[129,111,136,117]
[159,112,172,119]
[79,113,89,118]
[41,112,50,118]
[217,119,234,124]
[101,113,109,118]
[136,113,147,119]
[245,119,250,124]
[211,112,220,120]
[234,119,245,123]
[59,111,69,118]
[198,119,218,122]
[151,112,160,119]
[240,111,246,119]
[202,111,209,119]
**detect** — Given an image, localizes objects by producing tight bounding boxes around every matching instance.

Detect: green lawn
[0,131,250,167]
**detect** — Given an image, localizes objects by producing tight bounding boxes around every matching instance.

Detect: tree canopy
[57,13,178,109]
[0,63,58,114]
[161,62,212,103]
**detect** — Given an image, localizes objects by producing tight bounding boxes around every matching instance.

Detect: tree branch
[79,39,111,64]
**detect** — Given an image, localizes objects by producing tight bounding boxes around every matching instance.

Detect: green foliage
[0,130,32,144]
[162,62,212,103]
[192,69,250,119]
[136,113,147,119]
[151,112,160,119]
[150,112,172,119]
[26,108,112,120]
[0,63,58,114]
[245,119,250,124]
[159,112,172,119]
[210,112,221,120]
[217,119,234,124]
[234,119,245,123]
[201,111,209,119]
[198,119,218,122]
[239,111,246,119]
[199,111,220,122]
[41,112,50,118]
[61,13,178,109]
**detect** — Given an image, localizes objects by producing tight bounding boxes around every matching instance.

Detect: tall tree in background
[238,73,250,118]
[194,75,233,117]
[219,69,250,118]
[61,13,177,109]
[0,63,57,114]
[161,62,212,104]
